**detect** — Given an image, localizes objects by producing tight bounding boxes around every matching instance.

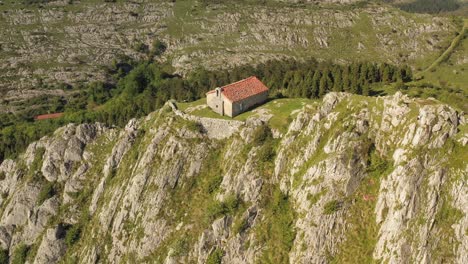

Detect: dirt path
[422,19,467,73]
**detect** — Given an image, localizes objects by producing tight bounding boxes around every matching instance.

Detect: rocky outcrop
[0,94,465,263]
[33,226,67,264]
[0,1,458,115]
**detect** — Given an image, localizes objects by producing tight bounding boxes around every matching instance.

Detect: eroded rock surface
[0,93,466,263]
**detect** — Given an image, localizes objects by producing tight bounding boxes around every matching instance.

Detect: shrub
[170,237,189,257]
[206,248,224,264]
[151,40,167,57]
[323,200,342,215]
[206,194,240,221]
[37,182,56,205]
[186,121,203,133]
[206,175,223,194]
[0,249,8,264]
[0,171,5,181]
[257,186,296,263]
[223,194,240,212]
[232,217,249,234]
[65,225,82,247]
[133,42,148,53]
[11,243,29,264]
[252,124,273,146]
[257,143,275,163]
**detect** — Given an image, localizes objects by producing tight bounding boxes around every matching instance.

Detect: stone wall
[169,101,243,140]
[206,90,224,116]
[232,91,268,117]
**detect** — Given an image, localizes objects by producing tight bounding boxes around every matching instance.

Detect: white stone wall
[169,101,243,139]
[231,91,268,117]
[206,92,224,116]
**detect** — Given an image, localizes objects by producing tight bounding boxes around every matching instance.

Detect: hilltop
[0,93,466,263]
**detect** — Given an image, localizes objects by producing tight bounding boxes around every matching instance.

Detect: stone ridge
[0,93,466,263]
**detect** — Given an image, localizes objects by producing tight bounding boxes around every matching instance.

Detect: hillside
[0,0,465,114]
[0,93,466,263]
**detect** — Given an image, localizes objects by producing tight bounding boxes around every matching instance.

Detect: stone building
[206,76,269,117]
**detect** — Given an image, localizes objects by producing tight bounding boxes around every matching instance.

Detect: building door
[221,100,224,116]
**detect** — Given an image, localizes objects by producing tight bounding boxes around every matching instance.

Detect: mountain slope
[0,0,461,109]
[0,92,466,263]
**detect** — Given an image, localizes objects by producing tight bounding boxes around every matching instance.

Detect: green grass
[422,23,466,73]
[206,248,224,264]
[323,200,342,215]
[255,184,296,263]
[176,98,207,112]
[11,243,29,264]
[176,98,315,133]
[262,98,315,132]
[330,146,392,264]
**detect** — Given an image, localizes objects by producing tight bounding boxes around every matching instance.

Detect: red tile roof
[34,113,64,120]
[207,76,269,103]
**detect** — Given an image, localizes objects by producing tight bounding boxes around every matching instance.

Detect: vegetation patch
[65,224,82,247]
[206,248,224,264]
[11,243,30,264]
[323,200,342,215]
[255,184,296,263]
[169,237,190,257]
[0,57,412,163]
[431,183,465,261]
[206,194,241,223]
[36,181,57,205]
[0,249,9,264]
[330,144,392,263]
[307,188,328,206]
[144,143,247,262]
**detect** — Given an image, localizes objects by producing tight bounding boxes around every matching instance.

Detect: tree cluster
[0,58,411,162]
[396,0,460,14]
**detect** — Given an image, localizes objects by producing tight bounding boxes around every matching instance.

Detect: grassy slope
[176,97,316,133]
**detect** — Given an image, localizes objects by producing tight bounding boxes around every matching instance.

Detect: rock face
[0,93,466,263]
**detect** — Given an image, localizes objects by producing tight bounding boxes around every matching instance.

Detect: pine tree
[311,71,321,98]
[319,69,332,98]
[301,73,313,98]
[362,82,370,96]
[382,64,392,83]
[332,67,343,92]
[342,66,350,92]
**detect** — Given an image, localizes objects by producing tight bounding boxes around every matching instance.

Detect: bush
[257,143,275,163]
[252,124,273,146]
[257,186,296,263]
[170,237,189,257]
[0,249,8,264]
[206,194,240,221]
[323,200,342,215]
[37,182,56,205]
[65,225,81,247]
[206,248,224,264]
[151,40,167,57]
[11,243,29,264]
[0,171,5,181]
[398,0,460,14]
[232,217,249,234]
[186,121,203,133]
[133,42,148,53]
[206,175,223,194]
